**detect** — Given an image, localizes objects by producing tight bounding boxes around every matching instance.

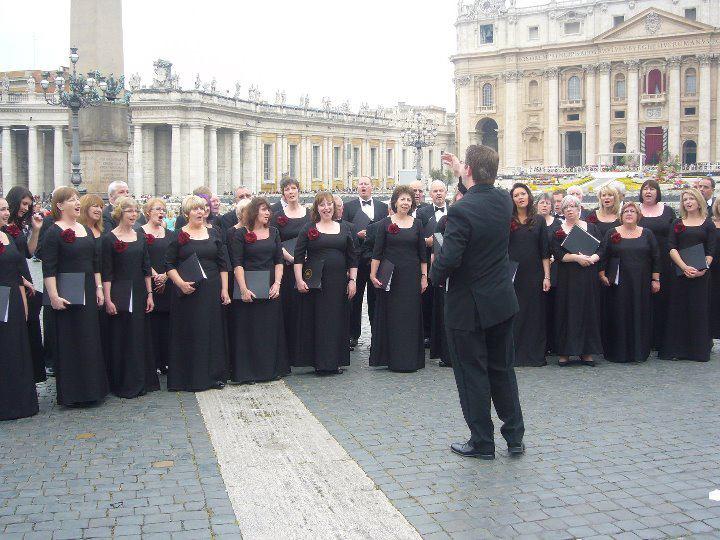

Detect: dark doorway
[476,118,498,152]
[612,142,626,166]
[645,127,663,165]
[565,131,583,167]
[682,140,697,165]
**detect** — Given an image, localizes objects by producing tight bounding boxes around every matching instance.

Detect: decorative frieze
[454,75,472,87]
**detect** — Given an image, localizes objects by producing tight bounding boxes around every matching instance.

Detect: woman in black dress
[0,197,38,420]
[710,199,720,338]
[536,192,562,354]
[509,183,550,367]
[141,198,174,374]
[599,202,660,363]
[5,186,45,383]
[166,195,231,391]
[230,197,288,383]
[551,195,603,366]
[659,188,716,362]
[102,197,158,398]
[586,184,621,238]
[42,187,109,406]
[638,179,676,349]
[294,192,358,375]
[369,185,427,372]
[272,178,310,363]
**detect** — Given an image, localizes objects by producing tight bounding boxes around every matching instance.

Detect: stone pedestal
[77,103,129,195]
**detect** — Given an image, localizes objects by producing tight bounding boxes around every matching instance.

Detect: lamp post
[40,47,130,191]
[402,111,438,182]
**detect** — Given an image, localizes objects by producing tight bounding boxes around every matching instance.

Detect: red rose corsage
[388,223,400,235]
[586,213,598,224]
[307,227,320,241]
[5,223,21,238]
[555,228,567,241]
[276,215,289,227]
[510,220,519,233]
[60,228,76,244]
[144,233,156,246]
[674,222,685,234]
[177,230,190,246]
[611,232,622,244]
[244,231,257,244]
[114,239,128,253]
[0,243,5,256]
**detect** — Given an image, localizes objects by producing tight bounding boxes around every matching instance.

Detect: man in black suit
[430,145,525,460]
[566,185,590,220]
[102,180,130,232]
[696,176,715,213]
[219,185,253,230]
[343,176,389,348]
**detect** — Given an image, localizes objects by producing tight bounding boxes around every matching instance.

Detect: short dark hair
[244,197,270,230]
[390,185,416,213]
[638,179,662,203]
[464,144,498,185]
[699,176,715,189]
[552,189,566,198]
[280,177,300,194]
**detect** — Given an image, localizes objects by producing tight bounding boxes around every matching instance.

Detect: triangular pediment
[594,8,715,43]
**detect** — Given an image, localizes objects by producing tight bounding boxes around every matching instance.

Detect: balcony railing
[477,105,496,113]
[560,99,584,109]
[641,93,666,104]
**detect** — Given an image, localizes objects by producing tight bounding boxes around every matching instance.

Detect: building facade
[0,62,454,197]
[453,0,720,171]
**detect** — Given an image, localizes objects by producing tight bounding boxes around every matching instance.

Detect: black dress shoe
[438,360,452,367]
[424,338,431,349]
[349,337,358,349]
[450,442,495,460]
[212,381,226,390]
[508,443,526,456]
[46,367,55,377]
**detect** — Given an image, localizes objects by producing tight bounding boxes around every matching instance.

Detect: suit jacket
[270,201,283,214]
[219,209,239,231]
[430,183,519,331]
[102,204,116,233]
[343,197,389,263]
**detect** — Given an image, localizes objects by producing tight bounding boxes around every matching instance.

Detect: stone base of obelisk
[76,103,130,196]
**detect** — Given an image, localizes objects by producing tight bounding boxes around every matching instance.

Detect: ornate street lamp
[402,111,438,181]
[40,47,130,190]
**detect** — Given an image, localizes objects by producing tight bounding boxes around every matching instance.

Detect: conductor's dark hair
[390,185,417,213]
[638,179,662,203]
[464,144,498,185]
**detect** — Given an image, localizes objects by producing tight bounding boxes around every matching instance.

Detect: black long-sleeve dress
[272,209,310,361]
[600,227,660,363]
[294,222,358,372]
[369,217,427,371]
[551,223,603,357]
[659,218,716,362]
[166,233,229,391]
[639,204,677,349]
[544,216,562,354]
[509,217,549,366]
[0,237,38,420]
[145,229,175,373]
[587,212,621,345]
[710,223,720,338]
[102,232,159,398]
[42,224,109,405]
[229,226,289,382]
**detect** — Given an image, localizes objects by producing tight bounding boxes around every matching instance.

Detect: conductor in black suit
[343,176,389,348]
[430,145,525,460]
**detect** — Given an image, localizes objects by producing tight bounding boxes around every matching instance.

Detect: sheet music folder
[42,273,86,306]
[234,270,272,300]
[561,225,600,255]
[110,280,133,312]
[676,243,708,276]
[377,259,395,292]
[0,286,9,323]
[176,253,207,296]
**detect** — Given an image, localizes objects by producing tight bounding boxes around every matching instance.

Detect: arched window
[614,74,626,99]
[685,68,697,95]
[482,83,493,107]
[528,80,540,105]
[612,142,626,166]
[647,69,662,94]
[567,75,581,101]
[682,140,697,165]
[529,137,541,160]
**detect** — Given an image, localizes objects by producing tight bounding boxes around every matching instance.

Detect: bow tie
[435,206,445,213]
[362,200,372,206]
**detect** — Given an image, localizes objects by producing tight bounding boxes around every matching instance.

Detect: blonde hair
[679,188,707,220]
[111,196,139,223]
[712,197,720,221]
[235,199,251,224]
[143,197,166,218]
[598,185,621,216]
[79,194,104,232]
[51,186,80,221]
[181,195,207,219]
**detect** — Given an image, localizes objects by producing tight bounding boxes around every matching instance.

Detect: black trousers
[447,317,524,452]
[421,286,434,339]
[350,260,377,341]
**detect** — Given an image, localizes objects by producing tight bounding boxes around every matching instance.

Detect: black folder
[42,273,86,306]
[606,257,620,285]
[509,260,519,283]
[110,280,133,313]
[676,243,708,276]
[351,210,371,234]
[234,270,272,300]
[424,216,437,238]
[377,259,395,291]
[176,252,207,296]
[561,225,600,255]
[281,238,297,261]
[301,259,324,290]
[0,286,9,323]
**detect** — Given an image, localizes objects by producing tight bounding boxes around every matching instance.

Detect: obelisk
[70,0,129,196]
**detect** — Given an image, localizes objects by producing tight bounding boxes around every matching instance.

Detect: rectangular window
[564,21,580,34]
[528,26,539,40]
[567,113,580,121]
[263,143,273,182]
[614,110,626,119]
[288,144,297,179]
[685,107,697,116]
[353,147,360,176]
[613,15,624,27]
[386,149,393,177]
[312,145,320,179]
[370,148,378,177]
[333,146,340,179]
[479,24,494,44]
[684,8,696,20]
[402,149,407,169]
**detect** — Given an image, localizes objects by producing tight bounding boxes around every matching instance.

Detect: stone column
[208,126,218,194]
[189,125,205,190]
[503,70,521,168]
[143,126,155,196]
[362,139,370,179]
[380,140,387,190]
[626,60,640,155]
[698,54,713,163]
[597,62,611,165]
[170,124,182,195]
[53,126,64,189]
[544,68,560,166]
[131,124,143,195]
[242,131,257,192]
[667,56,682,160]
[1,127,12,196]
[279,135,286,178]
[27,125,39,196]
[584,64,597,165]
[231,130,241,188]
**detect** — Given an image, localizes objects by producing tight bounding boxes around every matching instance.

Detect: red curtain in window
[645,127,663,164]
[648,69,662,94]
